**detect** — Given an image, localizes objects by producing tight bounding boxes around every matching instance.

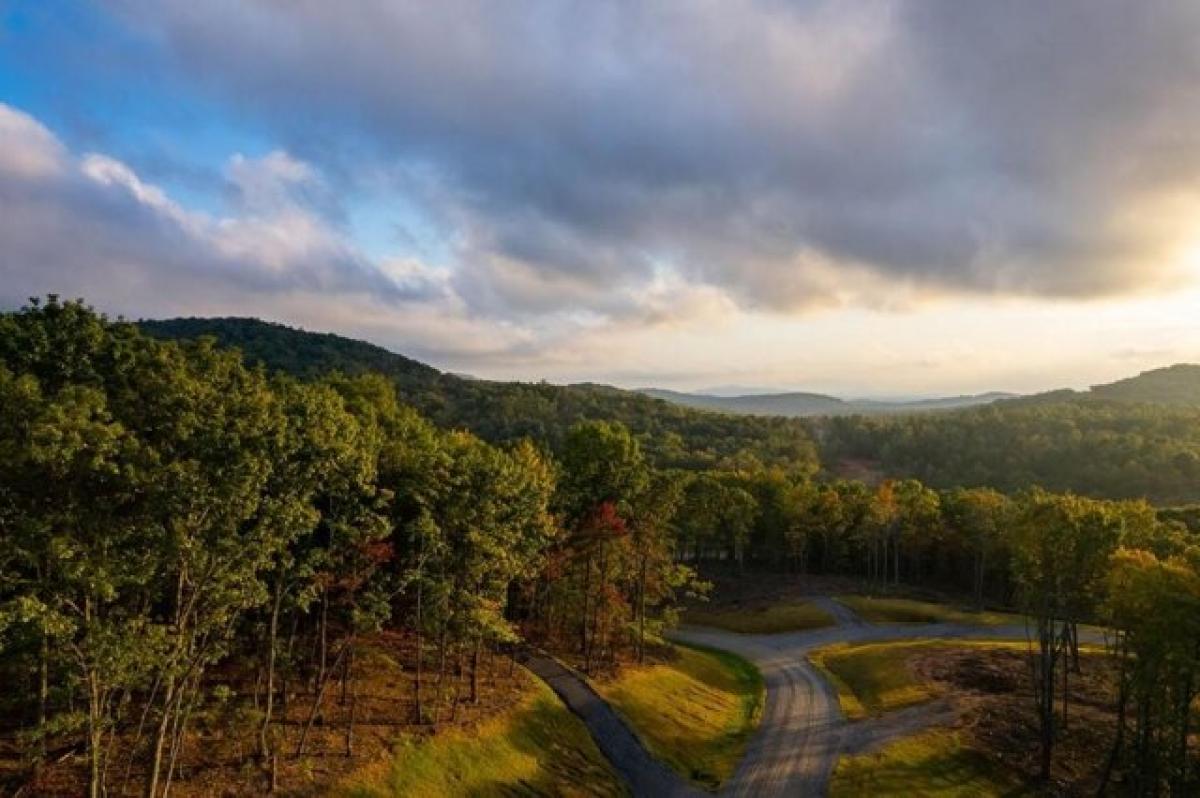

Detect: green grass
[341,680,625,798]
[832,729,1029,797]
[836,596,1024,627]
[810,639,1036,719]
[684,600,835,633]
[810,640,941,719]
[595,643,764,790]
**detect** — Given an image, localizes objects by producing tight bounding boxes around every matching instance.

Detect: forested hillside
[819,399,1200,504]
[141,317,819,473]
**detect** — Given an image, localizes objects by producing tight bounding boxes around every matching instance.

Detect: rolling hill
[139,317,820,473]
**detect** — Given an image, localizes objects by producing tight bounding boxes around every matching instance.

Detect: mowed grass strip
[809,639,1034,719]
[684,600,835,633]
[595,643,764,790]
[835,596,1024,627]
[831,729,1029,797]
[341,679,625,798]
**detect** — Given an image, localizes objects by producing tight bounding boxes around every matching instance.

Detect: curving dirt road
[671,600,1097,797]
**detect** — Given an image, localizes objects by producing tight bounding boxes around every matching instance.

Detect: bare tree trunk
[470,638,482,704]
[296,642,350,757]
[162,678,198,798]
[86,672,103,798]
[414,569,424,723]
[1061,634,1069,731]
[260,581,284,759]
[893,534,900,586]
[581,553,593,660]
[435,622,448,724]
[344,645,356,757]
[316,590,329,691]
[637,555,648,664]
[1096,636,1127,797]
[146,674,177,798]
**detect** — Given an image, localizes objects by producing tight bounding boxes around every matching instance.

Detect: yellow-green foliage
[685,600,834,633]
[832,729,1029,797]
[342,680,624,798]
[810,639,1032,719]
[836,596,1023,626]
[596,643,764,790]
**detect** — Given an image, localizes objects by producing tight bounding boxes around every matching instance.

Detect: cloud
[0,103,461,344]
[95,0,1200,315]
[0,104,67,179]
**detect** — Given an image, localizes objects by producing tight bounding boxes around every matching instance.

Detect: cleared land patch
[594,643,764,790]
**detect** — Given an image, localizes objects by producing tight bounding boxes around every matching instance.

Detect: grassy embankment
[831,729,1029,797]
[595,643,764,790]
[809,639,1032,719]
[684,599,834,633]
[341,679,625,798]
[835,596,1024,627]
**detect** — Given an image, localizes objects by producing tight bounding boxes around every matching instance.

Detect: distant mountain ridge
[141,319,1199,423]
[1004,364,1200,409]
[638,387,1016,418]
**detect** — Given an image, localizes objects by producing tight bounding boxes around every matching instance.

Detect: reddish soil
[910,645,1119,796]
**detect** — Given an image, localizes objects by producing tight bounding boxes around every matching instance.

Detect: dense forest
[3,299,1200,795]
[819,399,1200,505]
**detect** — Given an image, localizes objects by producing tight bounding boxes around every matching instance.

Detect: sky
[2,1,1200,397]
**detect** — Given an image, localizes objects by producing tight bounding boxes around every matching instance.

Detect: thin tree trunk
[296,641,350,756]
[435,622,448,723]
[638,555,648,664]
[162,678,198,798]
[345,645,356,757]
[470,638,482,704]
[316,591,329,691]
[86,672,103,798]
[581,552,593,659]
[260,582,284,759]
[146,674,177,797]
[414,566,424,723]
[1096,637,1127,797]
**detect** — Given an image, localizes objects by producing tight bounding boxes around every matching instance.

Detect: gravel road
[526,599,1103,797]
[671,600,1103,797]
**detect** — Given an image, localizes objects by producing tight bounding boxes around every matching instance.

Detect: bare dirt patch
[908,645,1119,795]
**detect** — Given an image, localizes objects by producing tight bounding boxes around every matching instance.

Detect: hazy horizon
[4,1,1200,395]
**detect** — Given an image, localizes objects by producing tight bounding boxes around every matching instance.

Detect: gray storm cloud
[103,0,1200,314]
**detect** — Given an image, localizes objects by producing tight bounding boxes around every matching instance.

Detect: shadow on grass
[343,686,624,798]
